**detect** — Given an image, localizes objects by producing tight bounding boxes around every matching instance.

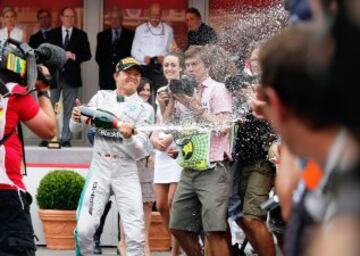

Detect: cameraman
[0,64,56,255]
[225,73,277,256]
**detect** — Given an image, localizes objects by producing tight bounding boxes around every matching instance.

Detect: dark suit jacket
[95,28,134,90]
[47,27,91,88]
[29,30,47,49]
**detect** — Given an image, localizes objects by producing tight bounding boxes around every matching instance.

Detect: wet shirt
[175,77,232,162]
[233,113,275,166]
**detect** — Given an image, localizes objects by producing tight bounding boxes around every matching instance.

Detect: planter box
[149,212,171,251]
[38,209,77,249]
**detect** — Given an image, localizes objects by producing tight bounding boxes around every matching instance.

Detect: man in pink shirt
[166,45,232,256]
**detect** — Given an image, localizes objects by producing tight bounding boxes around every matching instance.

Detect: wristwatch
[37,91,50,99]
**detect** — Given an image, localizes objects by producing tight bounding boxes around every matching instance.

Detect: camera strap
[0,78,10,98]
[0,127,15,146]
[17,123,27,176]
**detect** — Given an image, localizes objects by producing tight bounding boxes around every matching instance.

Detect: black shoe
[61,141,72,147]
[93,239,102,255]
[39,140,48,147]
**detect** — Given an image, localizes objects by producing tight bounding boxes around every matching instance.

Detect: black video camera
[0,38,67,96]
[169,75,197,97]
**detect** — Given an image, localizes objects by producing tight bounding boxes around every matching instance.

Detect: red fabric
[302,160,323,191]
[0,85,39,191]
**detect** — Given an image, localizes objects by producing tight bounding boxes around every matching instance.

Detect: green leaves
[36,170,85,210]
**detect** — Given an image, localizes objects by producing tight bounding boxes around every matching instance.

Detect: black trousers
[0,190,36,256]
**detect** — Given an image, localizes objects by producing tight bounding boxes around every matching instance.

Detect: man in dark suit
[47,7,91,147]
[96,9,134,90]
[29,9,51,49]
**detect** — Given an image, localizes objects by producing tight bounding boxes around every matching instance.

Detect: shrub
[36,170,85,210]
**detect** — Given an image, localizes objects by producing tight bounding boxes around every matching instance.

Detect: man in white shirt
[131,3,173,97]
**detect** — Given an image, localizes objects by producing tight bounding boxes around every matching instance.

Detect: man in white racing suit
[70,57,154,256]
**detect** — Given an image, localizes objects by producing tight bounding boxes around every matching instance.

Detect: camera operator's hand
[35,65,51,92]
[71,99,82,123]
[174,93,203,115]
[157,90,175,119]
[66,51,76,61]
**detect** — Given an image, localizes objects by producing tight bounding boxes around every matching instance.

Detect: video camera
[168,74,197,96]
[0,38,67,96]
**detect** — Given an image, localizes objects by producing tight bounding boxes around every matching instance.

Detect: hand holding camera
[35,65,52,92]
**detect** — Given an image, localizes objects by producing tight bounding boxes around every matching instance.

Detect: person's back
[0,62,56,255]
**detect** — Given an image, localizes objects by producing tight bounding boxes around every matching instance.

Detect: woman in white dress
[0,7,25,42]
[150,52,184,256]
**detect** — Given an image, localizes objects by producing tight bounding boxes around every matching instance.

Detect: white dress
[153,107,182,184]
[0,27,24,41]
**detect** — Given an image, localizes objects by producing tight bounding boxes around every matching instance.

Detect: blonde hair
[2,7,16,17]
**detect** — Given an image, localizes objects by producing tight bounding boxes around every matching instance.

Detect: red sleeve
[12,86,40,122]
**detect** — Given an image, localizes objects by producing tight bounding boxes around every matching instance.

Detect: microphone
[35,43,67,69]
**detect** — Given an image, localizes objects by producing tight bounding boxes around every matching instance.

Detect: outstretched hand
[71,98,82,123]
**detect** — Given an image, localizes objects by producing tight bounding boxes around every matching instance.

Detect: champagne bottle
[79,106,120,129]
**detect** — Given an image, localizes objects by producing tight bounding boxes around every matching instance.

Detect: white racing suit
[70,90,154,256]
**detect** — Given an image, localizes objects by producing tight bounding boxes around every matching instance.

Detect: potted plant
[36,170,84,249]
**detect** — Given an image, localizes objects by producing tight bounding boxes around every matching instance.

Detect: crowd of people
[1,0,360,256]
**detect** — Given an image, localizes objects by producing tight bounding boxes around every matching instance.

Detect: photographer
[0,61,56,255]
[225,73,277,256]
[160,45,232,256]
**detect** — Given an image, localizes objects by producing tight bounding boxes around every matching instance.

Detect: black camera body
[169,75,197,97]
[225,72,257,93]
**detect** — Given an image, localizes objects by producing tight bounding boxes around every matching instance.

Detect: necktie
[113,29,119,45]
[42,30,47,40]
[64,29,70,48]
